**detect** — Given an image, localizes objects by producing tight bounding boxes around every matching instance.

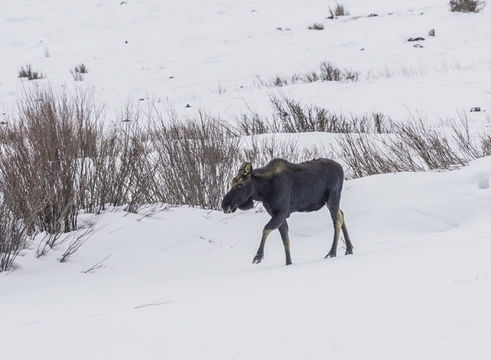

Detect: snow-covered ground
[2,0,491,122]
[2,0,491,359]
[2,157,491,359]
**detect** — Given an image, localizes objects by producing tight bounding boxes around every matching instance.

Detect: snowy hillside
[2,0,491,121]
[1,0,491,359]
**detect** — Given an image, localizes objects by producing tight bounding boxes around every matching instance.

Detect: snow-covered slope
[2,157,491,359]
[1,0,491,122]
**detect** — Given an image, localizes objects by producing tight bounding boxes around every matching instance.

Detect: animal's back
[258,158,344,213]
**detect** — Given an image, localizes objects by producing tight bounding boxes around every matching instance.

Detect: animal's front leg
[252,229,271,264]
[252,213,287,264]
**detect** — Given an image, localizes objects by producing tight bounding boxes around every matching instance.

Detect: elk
[221,158,353,265]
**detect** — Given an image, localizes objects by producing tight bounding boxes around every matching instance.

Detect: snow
[1,0,491,359]
[1,0,491,122]
[2,157,491,359]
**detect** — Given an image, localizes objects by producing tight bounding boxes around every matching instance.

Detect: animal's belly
[293,202,326,213]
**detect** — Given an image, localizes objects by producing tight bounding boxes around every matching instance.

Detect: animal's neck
[251,175,268,202]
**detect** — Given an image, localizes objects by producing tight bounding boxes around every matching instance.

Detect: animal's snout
[222,200,232,214]
[221,200,237,214]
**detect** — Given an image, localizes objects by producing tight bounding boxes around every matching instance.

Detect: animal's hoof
[324,252,336,259]
[345,248,353,255]
[252,254,263,264]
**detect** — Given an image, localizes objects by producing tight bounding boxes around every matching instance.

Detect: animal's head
[222,162,255,213]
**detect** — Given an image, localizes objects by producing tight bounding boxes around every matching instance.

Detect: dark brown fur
[222,158,353,265]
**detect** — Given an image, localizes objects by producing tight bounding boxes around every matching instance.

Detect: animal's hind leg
[278,220,292,266]
[325,206,342,258]
[340,210,354,255]
[325,190,343,258]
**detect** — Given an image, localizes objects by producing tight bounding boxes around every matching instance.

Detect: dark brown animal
[221,158,353,265]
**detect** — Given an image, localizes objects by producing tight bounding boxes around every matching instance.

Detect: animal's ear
[239,162,253,176]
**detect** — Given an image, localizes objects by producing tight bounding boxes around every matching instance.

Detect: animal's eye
[236,184,243,189]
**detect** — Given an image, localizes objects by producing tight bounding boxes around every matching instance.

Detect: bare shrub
[336,134,405,178]
[150,113,241,209]
[449,0,486,12]
[271,96,389,134]
[482,135,491,156]
[18,65,44,80]
[71,71,84,81]
[336,116,487,179]
[81,254,110,274]
[236,113,274,135]
[71,64,88,81]
[0,90,84,234]
[308,23,324,30]
[74,64,88,74]
[269,62,359,87]
[58,220,98,263]
[320,62,359,82]
[272,76,289,87]
[329,3,348,18]
[0,207,28,272]
[395,120,466,170]
[449,115,483,160]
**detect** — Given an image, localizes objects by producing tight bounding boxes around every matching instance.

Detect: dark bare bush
[236,113,274,135]
[0,90,88,235]
[329,3,348,18]
[395,120,466,170]
[337,116,488,179]
[449,115,483,161]
[308,23,324,30]
[449,0,486,12]
[482,135,491,156]
[0,207,28,272]
[58,220,98,263]
[320,62,342,81]
[336,134,406,178]
[272,76,289,87]
[18,65,44,80]
[71,64,88,81]
[236,97,391,135]
[319,62,359,82]
[150,113,241,209]
[270,62,360,87]
[271,96,390,134]
[74,64,88,74]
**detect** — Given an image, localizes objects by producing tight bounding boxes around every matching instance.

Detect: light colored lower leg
[258,229,272,253]
[336,209,344,229]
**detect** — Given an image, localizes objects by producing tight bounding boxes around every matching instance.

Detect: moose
[221,158,353,265]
